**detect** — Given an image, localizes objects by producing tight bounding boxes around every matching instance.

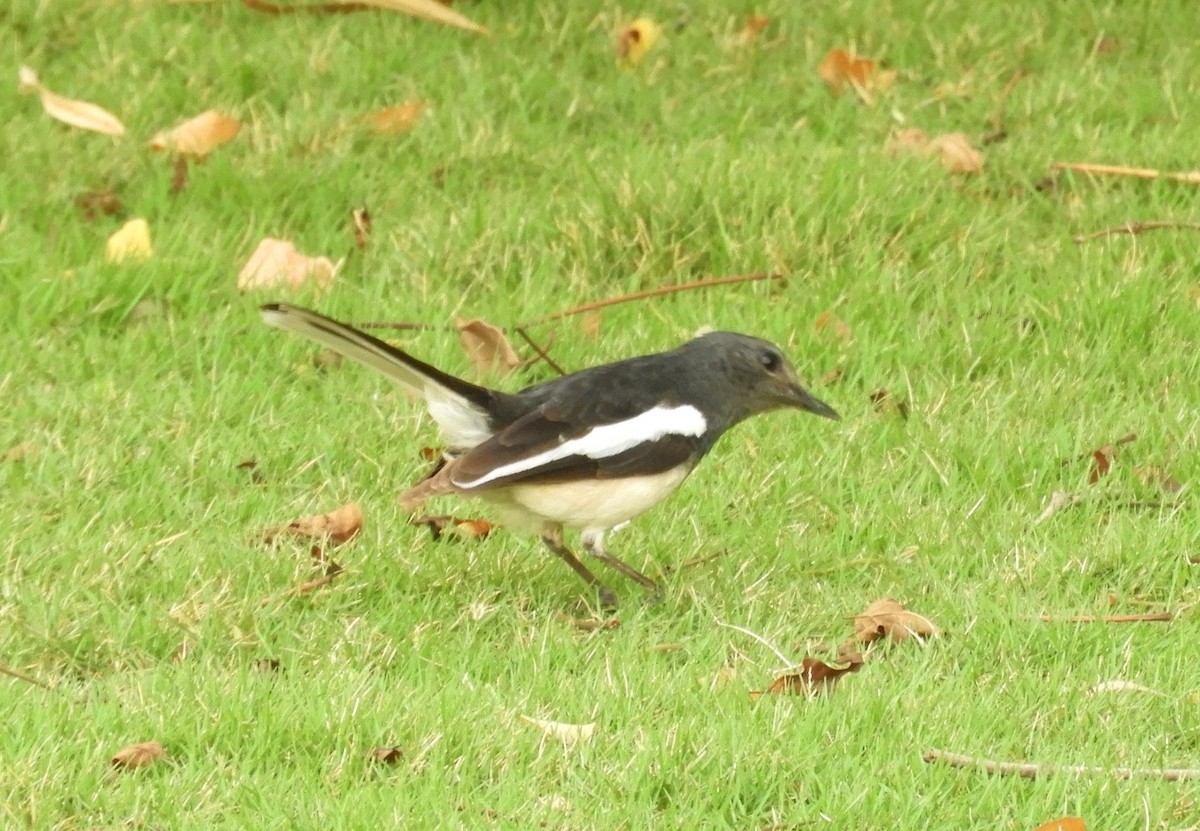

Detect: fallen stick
[1052,161,1200,186]
[0,664,55,691]
[924,747,1200,781]
[1073,221,1200,243]
[1037,612,1172,623]
[518,272,783,328]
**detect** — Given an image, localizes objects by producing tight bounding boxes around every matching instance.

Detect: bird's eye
[759,350,781,373]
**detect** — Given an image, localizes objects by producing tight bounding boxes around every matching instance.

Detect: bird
[261,303,839,607]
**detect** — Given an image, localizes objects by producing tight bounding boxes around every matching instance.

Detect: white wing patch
[455,404,706,489]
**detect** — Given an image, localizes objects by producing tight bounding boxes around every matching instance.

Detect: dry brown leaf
[148,110,240,156]
[519,716,596,746]
[368,100,426,135]
[749,655,864,700]
[617,18,662,68]
[348,0,490,35]
[110,741,167,769]
[105,218,153,264]
[265,502,363,547]
[818,48,875,95]
[455,317,521,375]
[1030,818,1085,831]
[368,746,404,764]
[735,16,770,47]
[814,310,851,341]
[18,65,126,137]
[885,128,984,174]
[409,513,494,542]
[869,388,909,420]
[237,238,338,292]
[927,132,984,174]
[1133,464,1182,493]
[852,598,938,645]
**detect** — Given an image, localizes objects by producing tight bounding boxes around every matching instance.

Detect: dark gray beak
[792,385,840,420]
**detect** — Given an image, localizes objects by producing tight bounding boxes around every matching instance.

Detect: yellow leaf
[341,0,489,36]
[148,110,240,157]
[367,101,426,135]
[18,65,126,137]
[237,238,338,292]
[105,219,153,264]
[519,716,596,746]
[618,18,661,68]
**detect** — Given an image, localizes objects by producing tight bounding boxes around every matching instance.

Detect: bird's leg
[581,532,661,597]
[540,527,617,609]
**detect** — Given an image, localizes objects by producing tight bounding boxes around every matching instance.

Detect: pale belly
[493,466,693,534]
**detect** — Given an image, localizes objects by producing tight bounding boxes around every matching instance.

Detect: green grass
[3,0,1200,827]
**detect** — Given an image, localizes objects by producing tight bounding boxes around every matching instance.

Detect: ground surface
[2,1,1199,828]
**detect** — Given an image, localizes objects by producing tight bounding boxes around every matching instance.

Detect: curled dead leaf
[18,65,126,137]
[238,238,338,292]
[455,317,521,375]
[110,741,167,769]
[750,654,864,700]
[851,598,938,645]
[265,502,363,547]
[148,110,240,156]
[818,48,875,96]
[617,18,661,68]
[519,715,596,746]
[927,132,984,174]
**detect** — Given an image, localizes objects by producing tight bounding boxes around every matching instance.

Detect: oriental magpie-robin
[262,304,838,606]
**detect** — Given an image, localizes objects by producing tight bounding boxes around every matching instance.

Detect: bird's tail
[260,304,498,445]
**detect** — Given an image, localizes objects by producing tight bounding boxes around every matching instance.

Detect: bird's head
[693,332,840,424]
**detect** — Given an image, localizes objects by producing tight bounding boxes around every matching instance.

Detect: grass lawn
[3,0,1199,827]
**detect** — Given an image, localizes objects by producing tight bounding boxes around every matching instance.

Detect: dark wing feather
[448,400,702,491]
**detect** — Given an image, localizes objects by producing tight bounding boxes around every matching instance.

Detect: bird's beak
[789,383,840,421]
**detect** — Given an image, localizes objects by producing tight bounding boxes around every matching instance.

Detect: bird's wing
[448,398,707,490]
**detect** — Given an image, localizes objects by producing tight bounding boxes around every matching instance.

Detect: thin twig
[514,327,566,376]
[1037,612,1172,623]
[241,0,370,13]
[352,320,444,332]
[266,560,345,605]
[518,273,783,328]
[1052,161,1200,186]
[0,664,55,691]
[1073,221,1200,243]
[924,748,1200,781]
